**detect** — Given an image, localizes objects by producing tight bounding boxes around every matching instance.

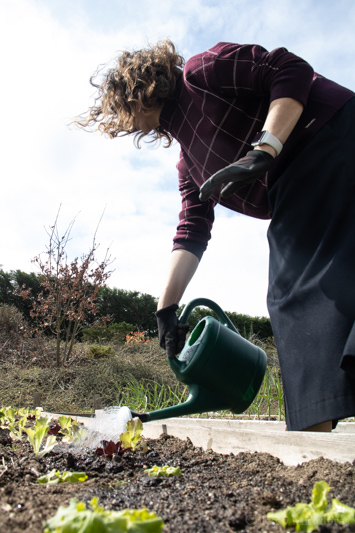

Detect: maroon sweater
[159,42,354,259]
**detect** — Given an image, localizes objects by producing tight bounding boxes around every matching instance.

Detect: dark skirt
[267,97,355,431]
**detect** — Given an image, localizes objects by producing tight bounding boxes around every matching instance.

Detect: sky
[1,0,355,318]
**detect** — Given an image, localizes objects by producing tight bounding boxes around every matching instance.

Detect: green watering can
[132,298,267,423]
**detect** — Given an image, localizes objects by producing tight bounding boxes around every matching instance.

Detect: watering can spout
[136,384,230,422]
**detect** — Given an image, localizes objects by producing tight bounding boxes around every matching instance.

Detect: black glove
[155,304,189,359]
[199,150,275,202]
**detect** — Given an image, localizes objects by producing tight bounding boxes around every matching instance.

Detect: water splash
[79,406,133,449]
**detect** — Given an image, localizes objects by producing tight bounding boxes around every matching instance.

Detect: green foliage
[117,376,189,414]
[247,365,284,420]
[0,406,42,442]
[89,345,114,359]
[0,406,16,426]
[44,496,164,533]
[83,322,135,344]
[0,269,42,324]
[2,267,273,347]
[57,415,87,443]
[8,415,27,441]
[120,418,147,452]
[144,465,181,477]
[183,305,273,340]
[267,481,355,531]
[24,416,57,457]
[97,287,158,335]
[38,469,88,484]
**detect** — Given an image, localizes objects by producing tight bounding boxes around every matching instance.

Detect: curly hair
[74,39,184,147]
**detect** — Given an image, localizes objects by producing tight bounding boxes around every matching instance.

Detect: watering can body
[141,298,267,422]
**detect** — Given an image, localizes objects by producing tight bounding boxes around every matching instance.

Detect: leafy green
[38,469,88,484]
[24,416,57,457]
[0,406,16,427]
[8,414,27,441]
[43,497,164,533]
[267,481,355,532]
[144,465,182,478]
[57,415,86,443]
[326,498,355,525]
[120,418,148,453]
[311,480,330,511]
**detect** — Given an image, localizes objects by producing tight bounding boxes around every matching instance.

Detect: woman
[76,40,355,432]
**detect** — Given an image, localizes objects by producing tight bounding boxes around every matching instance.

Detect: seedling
[120,417,148,453]
[96,439,130,458]
[38,469,88,484]
[44,496,164,533]
[0,406,16,427]
[24,416,57,457]
[8,415,27,441]
[0,406,28,442]
[144,465,182,477]
[267,481,355,532]
[96,417,148,458]
[57,415,85,443]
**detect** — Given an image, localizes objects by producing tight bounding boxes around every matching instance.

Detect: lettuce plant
[44,496,164,533]
[267,481,355,532]
[38,469,88,484]
[120,418,148,453]
[0,406,16,427]
[57,415,86,443]
[97,418,149,457]
[24,416,57,457]
[8,415,27,441]
[144,465,182,478]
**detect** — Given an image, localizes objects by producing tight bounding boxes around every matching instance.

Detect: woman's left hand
[199,150,275,201]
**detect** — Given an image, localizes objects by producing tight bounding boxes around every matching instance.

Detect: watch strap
[251,131,283,156]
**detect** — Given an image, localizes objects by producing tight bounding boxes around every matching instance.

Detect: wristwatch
[251,131,283,156]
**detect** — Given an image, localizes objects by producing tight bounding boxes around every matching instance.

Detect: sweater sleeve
[189,42,315,107]
[172,153,216,260]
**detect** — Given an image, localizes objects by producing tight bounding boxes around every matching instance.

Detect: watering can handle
[178,298,239,334]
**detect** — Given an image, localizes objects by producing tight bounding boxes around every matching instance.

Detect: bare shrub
[17,208,114,367]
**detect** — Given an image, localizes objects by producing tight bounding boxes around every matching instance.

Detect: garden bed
[1,424,355,532]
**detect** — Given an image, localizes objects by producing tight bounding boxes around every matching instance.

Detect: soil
[1,426,354,533]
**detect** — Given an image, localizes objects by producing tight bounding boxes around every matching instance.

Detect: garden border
[42,411,355,466]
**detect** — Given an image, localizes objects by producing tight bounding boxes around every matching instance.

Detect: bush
[184,306,273,340]
[0,304,27,339]
[89,345,114,359]
[82,322,135,344]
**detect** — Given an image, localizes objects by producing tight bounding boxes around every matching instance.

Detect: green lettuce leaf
[38,434,57,458]
[38,469,88,484]
[310,480,330,511]
[120,418,147,452]
[325,498,355,525]
[267,481,355,532]
[44,497,164,533]
[144,465,181,478]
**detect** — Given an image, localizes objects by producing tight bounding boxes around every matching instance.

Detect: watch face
[252,131,264,144]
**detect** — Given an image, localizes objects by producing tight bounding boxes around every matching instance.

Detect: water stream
[77,406,133,449]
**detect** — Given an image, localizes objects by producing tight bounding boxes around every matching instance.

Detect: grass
[116,375,189,414]
[246,365,285,420]
[0,333,285,419]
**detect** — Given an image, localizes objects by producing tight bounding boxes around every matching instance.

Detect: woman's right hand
[155,304,189,359]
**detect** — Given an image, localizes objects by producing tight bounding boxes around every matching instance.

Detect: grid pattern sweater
[159,42,354,259]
